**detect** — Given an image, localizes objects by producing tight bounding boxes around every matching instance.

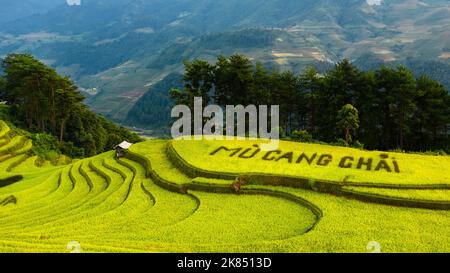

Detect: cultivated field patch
[0,121,449,252]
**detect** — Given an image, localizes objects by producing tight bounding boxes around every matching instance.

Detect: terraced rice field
[0,122,449,252]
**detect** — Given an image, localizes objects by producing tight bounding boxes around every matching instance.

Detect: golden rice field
[0,121,449,253]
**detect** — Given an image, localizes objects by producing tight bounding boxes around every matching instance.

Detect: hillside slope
[0,0,62,24]
[1,119,449,252]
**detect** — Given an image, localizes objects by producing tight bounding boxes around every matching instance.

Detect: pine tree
[413,75,450,150]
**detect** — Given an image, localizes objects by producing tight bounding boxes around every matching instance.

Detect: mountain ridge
[0,0,449,125]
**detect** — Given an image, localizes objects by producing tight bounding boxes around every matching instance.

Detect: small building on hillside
[115,141,133,158]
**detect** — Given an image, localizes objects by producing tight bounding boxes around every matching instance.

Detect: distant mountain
[0,0,449,126]
[0,0,62,24]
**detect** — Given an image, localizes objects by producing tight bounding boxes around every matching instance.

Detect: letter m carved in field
[210,146,243,157]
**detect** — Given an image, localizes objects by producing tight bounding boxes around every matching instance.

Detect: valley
[0,0,449,128]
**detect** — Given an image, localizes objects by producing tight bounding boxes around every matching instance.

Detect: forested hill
[0,54,141,159]
[126,73,183,132]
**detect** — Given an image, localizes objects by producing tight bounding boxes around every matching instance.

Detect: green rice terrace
[0,120,449,253]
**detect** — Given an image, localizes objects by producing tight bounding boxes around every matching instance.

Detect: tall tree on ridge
[413,75,450,150]
[55,77,84,141]
[214,54,253,106]
[376,65,416,149]
[336,104,360,145]
[298,67,322,135]
[170,59,215,109]
[318,60,365,141]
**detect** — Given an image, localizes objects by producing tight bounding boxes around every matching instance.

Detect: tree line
[170,54,450,152]
[0,54,140,158]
